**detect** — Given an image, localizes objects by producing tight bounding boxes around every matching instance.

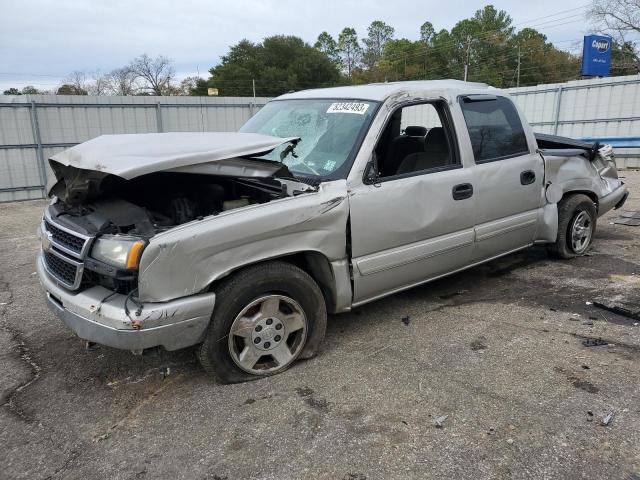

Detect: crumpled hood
[49,132,298,180]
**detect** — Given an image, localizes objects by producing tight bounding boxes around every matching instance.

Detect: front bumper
[37,252,215,351]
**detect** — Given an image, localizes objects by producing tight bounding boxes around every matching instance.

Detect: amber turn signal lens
[126,240,146,269]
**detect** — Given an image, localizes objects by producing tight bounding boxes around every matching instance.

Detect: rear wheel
[198,261,327,383]
[547,194,597,259]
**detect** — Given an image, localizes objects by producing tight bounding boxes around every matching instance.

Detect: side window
[376,102,458,178]
[459,96,529,163]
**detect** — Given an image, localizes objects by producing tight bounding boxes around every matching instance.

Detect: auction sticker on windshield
[327,102,370,115]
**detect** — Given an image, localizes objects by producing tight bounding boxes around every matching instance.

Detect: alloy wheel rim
[228,294,307,375]
[570,210,592,254]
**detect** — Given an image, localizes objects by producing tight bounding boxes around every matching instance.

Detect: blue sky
[0,0,594,91]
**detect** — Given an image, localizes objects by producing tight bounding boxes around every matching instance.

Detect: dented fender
[137,180,351,303]
[542,152,624,214]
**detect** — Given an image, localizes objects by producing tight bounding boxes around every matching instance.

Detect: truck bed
[535,132,599,160]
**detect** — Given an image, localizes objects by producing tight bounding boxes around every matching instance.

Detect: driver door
[348,101,477,304]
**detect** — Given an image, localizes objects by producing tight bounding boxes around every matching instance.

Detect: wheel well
[562,190,599,212]
[207,252,337,313]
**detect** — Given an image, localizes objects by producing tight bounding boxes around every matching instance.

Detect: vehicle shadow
[324,246,551,344]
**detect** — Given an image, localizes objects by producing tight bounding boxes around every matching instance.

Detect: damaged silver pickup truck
[37,80,628,383]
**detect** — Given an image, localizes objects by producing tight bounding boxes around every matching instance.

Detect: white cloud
[0,0,590,90]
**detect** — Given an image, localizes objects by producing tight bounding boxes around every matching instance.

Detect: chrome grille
[44,219,85,254]
[43,210,92,260]
[43,249,83,289]
[41,210,92,290]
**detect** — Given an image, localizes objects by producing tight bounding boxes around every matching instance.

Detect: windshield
[239,99,378,179]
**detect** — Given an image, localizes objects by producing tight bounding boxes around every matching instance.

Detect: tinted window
[460,96,529,162]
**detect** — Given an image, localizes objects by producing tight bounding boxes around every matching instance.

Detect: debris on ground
[582,338,609,347]
[587,411,594,422]
[601,410,615,426]
[439,290,466,300]
[583,320,594,326]
[613,211,640,226]
[401,316,411,326]
[592,302,640,322]
[434,415,448,428]
[470,337,488,351]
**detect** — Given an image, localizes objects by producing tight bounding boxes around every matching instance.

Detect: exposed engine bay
[48,169,299,237]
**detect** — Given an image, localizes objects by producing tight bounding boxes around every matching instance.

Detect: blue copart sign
[582,35,612,77]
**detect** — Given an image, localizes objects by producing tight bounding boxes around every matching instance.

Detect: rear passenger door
[458,95,544,262]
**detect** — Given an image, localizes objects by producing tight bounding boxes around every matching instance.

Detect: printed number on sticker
[327,102,369,115]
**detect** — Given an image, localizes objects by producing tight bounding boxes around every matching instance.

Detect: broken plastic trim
[535,133,600,161]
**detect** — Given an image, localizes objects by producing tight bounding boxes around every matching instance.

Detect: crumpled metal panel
[49,132,298,180]
[543,150,623,214]
[137,180,351,303]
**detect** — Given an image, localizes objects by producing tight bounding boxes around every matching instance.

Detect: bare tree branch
[87,71,110,95]
[105,67,139,96]
[61,71,88,95]
[589,0,640,43]
[128,54,175,95]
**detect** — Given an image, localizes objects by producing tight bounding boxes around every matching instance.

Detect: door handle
[452,183,473,200]
[520,170,536,185]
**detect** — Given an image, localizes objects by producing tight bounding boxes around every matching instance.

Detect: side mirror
[363,160,380,185]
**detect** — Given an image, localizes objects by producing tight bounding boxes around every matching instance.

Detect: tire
[547,194,597,259]
[198,261,327,384]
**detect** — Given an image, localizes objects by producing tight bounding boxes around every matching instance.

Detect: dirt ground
[1,172,639,480]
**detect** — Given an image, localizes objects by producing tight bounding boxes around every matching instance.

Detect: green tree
[338,27,362,76]
[362,21,395,68]
[420,21,435,46]
[381,39,426,81]
[314,31,340,65]
[21,86,41,94]
[610,41,640,75]
[56,84,88,95]
[374,6,582,87]
[2,87,21,95]
[201,36,341,96]
[508,28,579,87]
[449,6,514,86]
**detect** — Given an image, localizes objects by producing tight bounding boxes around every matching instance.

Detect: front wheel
[198,261,327,383]
[547,194,597,259]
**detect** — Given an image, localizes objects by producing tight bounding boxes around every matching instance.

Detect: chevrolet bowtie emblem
[42,231,53,251]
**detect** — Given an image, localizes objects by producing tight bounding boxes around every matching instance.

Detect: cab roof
[277,79,496,102]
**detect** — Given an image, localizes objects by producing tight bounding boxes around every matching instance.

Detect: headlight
[91,236,146,269]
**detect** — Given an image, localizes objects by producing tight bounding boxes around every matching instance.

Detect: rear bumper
[599,183,628,216]
[37,252,215,351]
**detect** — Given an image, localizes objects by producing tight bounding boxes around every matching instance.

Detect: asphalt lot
[1,172,640,480]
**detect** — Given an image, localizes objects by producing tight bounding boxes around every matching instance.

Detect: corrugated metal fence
[2,76,640,201]
[508,75,640,169]
[0,95,269,202]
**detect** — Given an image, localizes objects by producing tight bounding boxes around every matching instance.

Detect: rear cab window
[459,95,529,163]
